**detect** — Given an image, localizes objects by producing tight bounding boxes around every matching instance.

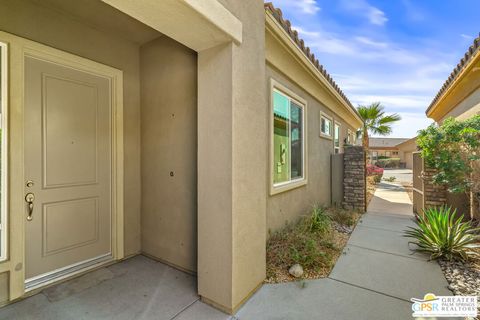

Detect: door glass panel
[0,42,7,261]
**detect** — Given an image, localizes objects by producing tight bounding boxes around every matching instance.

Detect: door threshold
[25,253,113,292]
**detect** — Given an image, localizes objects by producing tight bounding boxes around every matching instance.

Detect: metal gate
[412,151,424,214]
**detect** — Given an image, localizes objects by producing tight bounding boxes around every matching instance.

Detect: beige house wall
[140,36,198,273]
[197,0,267,313]
[266,65,357,232]
[440,87,480,122]
[396,138,417,169]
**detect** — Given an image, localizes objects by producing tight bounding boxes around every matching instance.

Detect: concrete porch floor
[0,255,230,320]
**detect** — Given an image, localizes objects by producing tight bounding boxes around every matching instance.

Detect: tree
[417,115,480,219]
[357,102,401,149]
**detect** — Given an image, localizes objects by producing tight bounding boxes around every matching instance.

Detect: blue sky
[271,0,480,137]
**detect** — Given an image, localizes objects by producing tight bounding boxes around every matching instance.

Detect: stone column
[422,168,447,208]
[343,146,366,211]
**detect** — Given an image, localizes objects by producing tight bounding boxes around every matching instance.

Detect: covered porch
[0,255,229,320]
[0,0,266,315]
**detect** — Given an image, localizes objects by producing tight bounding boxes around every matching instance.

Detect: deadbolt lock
[26,180,34,188]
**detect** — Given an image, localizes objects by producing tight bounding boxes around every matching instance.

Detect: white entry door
[24,54,113,287]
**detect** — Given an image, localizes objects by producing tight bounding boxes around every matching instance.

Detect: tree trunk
[363,128,369,150]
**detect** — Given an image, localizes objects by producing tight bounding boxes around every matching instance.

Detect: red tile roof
[264,2,361,120]
[427,33,480,114]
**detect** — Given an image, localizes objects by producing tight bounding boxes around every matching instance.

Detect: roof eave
[426,34,480,119]
[264,3,363,126]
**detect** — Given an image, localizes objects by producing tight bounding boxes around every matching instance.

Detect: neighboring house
[396,137,418,170]
[368,137,417,169]
[0,0,362,314]
[424,33,480,218]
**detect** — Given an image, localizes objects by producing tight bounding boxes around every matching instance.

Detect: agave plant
[404,206,480,261]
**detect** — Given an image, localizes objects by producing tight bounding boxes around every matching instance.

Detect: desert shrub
[290,238,329,269]
[383,176,396,182]
[308,205,331,234]
[326,207,357,226]
[404,206,480,261]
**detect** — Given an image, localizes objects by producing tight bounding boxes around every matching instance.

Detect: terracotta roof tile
[264,2,361,120]
[427,33,480,114]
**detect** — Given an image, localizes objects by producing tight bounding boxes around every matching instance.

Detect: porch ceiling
[101,0,243,52]
[31,0,161,45]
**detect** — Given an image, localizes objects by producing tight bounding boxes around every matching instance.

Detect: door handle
[25,193,35,221]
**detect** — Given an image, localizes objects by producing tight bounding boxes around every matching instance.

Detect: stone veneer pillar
[343,146,366,211]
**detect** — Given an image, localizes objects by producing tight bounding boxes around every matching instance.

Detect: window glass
[273,90,304,185]
[321,116,331,136]
[273,91,290,184]
[290,102,303,179]
[334,123,340,153]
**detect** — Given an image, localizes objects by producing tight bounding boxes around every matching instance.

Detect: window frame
[320,111,333,139]
[270,79,308,195]
[333,121,341,154]
[385,151,391,157]
[0,42,8,262]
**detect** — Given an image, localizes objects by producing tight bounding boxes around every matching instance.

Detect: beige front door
[24,55,113,284]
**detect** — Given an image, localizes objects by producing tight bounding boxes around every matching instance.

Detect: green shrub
[383,176,396,182]
[373,174,382,183]
[308,205,331,234]
[290,238,328,269]
[375,158,401,168]
[404,206,480,261]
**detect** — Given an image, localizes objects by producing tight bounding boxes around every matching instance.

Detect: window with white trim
[334,122,340,154]
[272,88,305,186]
[320,113,332,137]
[0,42,7,261]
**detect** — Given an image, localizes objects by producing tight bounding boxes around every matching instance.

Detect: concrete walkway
[0,182,452,319]
[236,181,452,319]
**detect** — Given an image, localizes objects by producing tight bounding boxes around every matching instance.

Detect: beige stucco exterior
[266,65,357,231]
[427,40,480,122]
[396,137,418,169]
[140,36,198,273]
[0,0,363,314]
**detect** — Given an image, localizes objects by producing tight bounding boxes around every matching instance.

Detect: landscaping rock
[288,264,303,278]
[439,258,480,319]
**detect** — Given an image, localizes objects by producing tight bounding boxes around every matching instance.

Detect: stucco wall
[140,36,197,272]
[266,65,356,232]
[197,0,267,312]
[441,87,480,122]
[0,0,160,272]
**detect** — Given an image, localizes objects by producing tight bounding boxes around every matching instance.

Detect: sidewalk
[0,182,452,320]
[235,181,452,319]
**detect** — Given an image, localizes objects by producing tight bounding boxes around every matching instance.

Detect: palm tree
[357,102,401,149]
